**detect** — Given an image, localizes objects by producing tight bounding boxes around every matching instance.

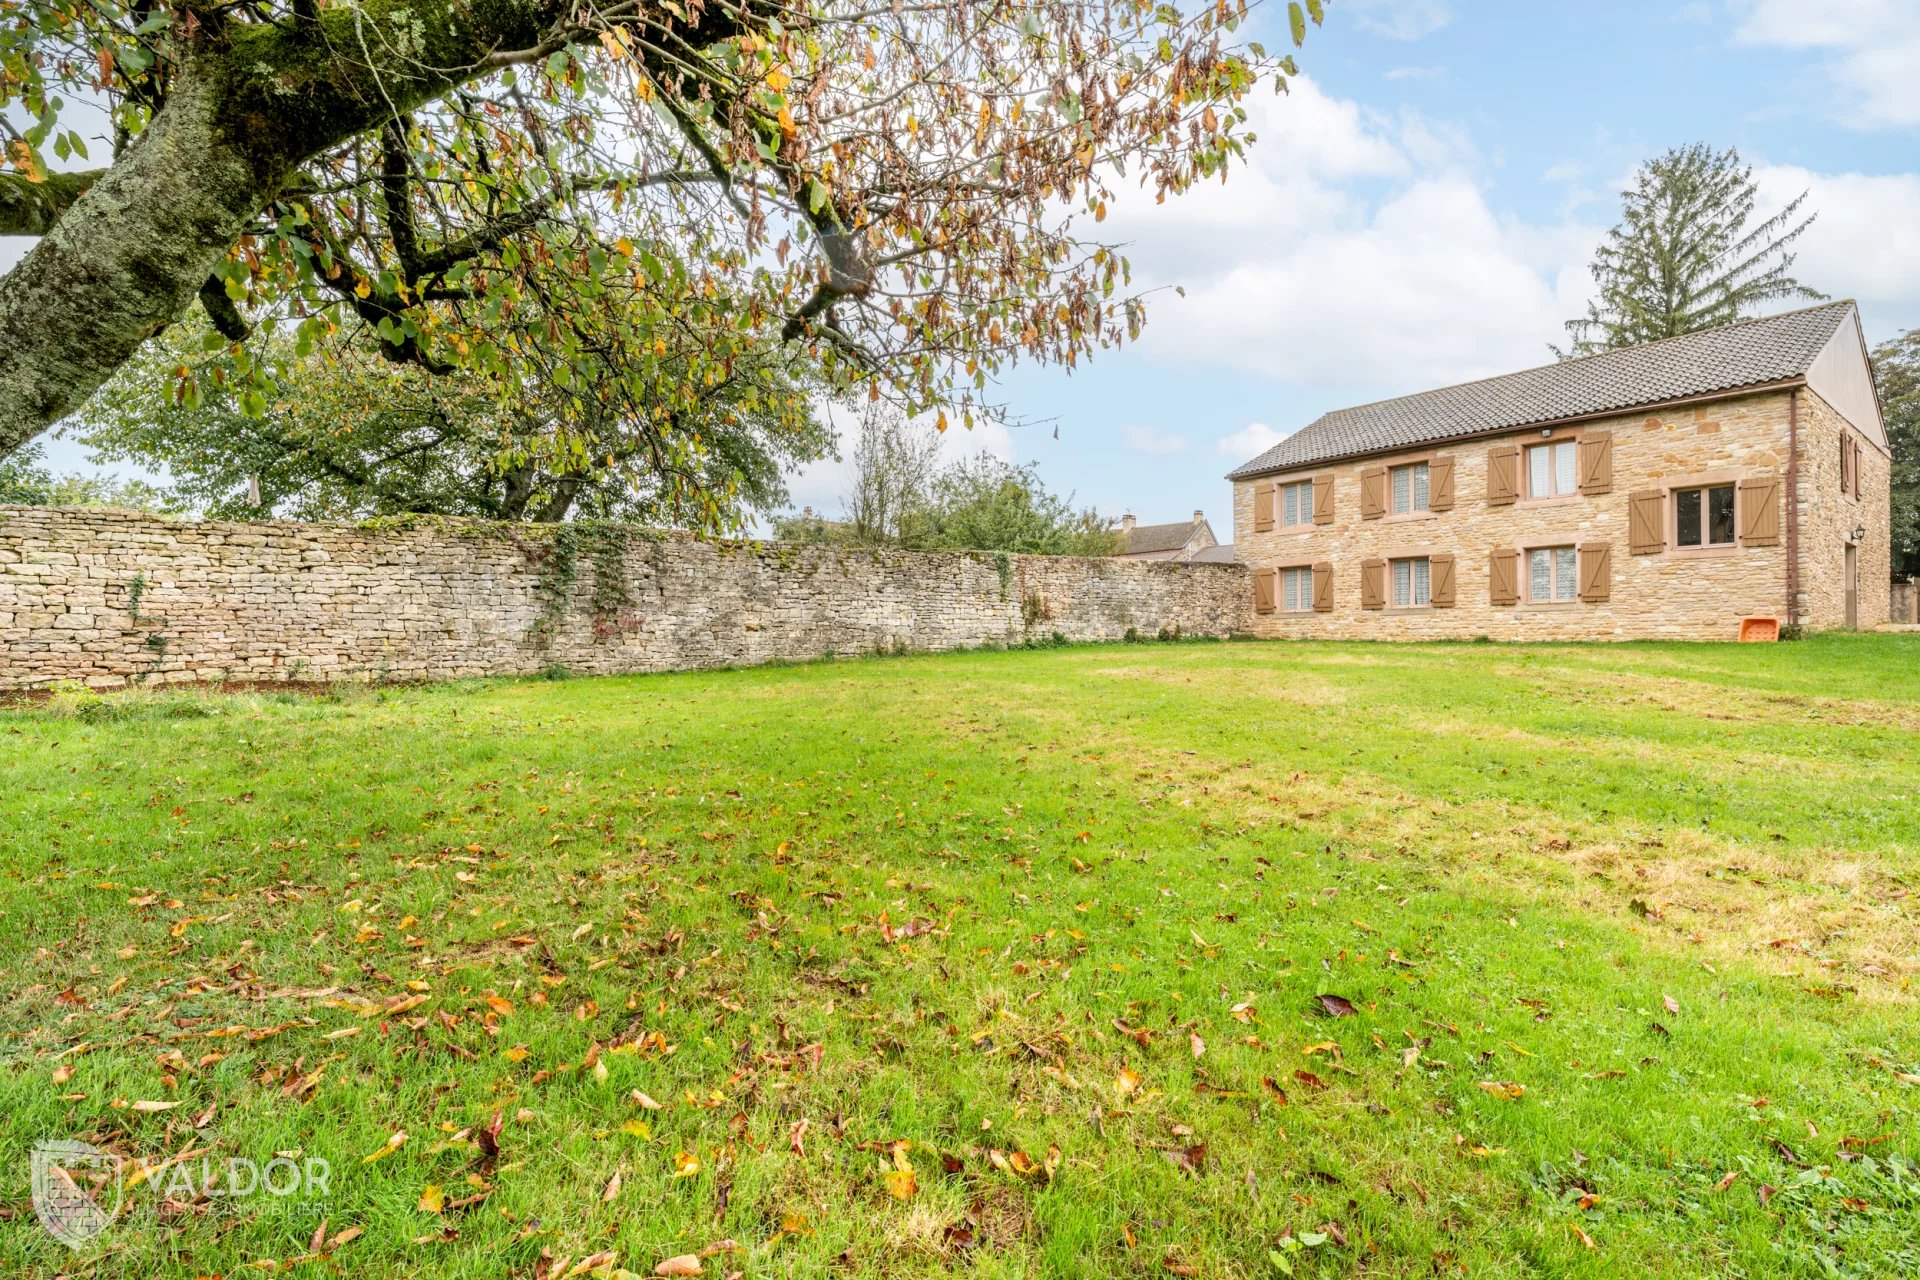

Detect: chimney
[803,506,813,517]
[1120,512,1137,532]
[1193,509,1204,524]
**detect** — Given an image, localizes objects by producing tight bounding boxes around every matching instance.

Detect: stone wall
[1232,390,1800,641]
[1795,389,1891,630]
[0,509,1251,690]
[1893,579,1919,626]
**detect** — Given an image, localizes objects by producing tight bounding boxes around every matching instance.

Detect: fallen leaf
[362,1129,408,1164]
[1160,1144,1207,1176]
[602,1171,622,1201]
[1189,1030,1205,1059]
[655,1256,701,1277]
[1115,1067,1142,1097]
[1316,994,1357,1018]
[1713,1170,1739,1193]
[1476,1081,1525,1101]
[418,1184,444,1214]
[632,1090,664,1110]
[1662,994,1680,1016]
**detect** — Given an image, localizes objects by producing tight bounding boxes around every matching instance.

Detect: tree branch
[0,169,106,236]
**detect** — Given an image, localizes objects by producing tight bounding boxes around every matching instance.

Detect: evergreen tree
[1872,329,1920,577]
[1558,144,1822,358]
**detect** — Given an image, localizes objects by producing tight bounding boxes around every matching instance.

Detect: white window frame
[1526,439,1578,499]
[1279,480,1314,528]
[1390,556,1431,609]
[1525,545,1579,603]
[1390,462,1430,516]
[1279,565,1313,613]
[1674,482,1737,549]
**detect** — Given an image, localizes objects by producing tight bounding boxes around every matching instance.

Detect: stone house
[1226,302,1891,640]
[1117,510,1223,562]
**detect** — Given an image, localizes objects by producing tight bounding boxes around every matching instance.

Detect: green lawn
[3,635,1918,1279]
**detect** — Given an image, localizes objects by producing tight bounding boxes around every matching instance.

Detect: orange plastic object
[1738,617,1780,643]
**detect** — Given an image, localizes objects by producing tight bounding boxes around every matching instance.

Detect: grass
[2,633,1918,1279]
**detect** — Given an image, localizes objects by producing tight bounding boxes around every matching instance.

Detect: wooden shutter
[1577,431,1613,495]
[1253,482,1274,533]
[1846,434,1860,498]
[1312,474,1335,525]
[1628,490,1665,555]
[1360,467,1386,520]
[1429,552,1456,607]
[1489,547,1519,606]
[1253,567,1275,614]
[1311,561,1333,612]
[1487,445,1518,506]
[1429,456,1455,511]
[1360,558,1386,610]
[1840,434,1856,498]
[1577,542,1612,602]
[1738,474,1780,546]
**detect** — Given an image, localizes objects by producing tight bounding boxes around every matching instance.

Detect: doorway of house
[1845,543,1859,630]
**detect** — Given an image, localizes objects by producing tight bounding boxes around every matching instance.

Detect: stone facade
[0,509,1251,690]
[1232,387,1892,641]
[1795,390,1891,630]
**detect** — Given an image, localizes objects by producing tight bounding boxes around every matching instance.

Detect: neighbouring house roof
[1186,544,1237,564]
[1121,520,1204,556]
[1226,301,1859,480]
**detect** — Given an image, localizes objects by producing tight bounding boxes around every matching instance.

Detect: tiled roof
[1186,544,1237,564]
[1121,520,1200,555]
[1226,301,1855,480]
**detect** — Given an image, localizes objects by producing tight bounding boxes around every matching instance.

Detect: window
[1527,439,1577,498]
[1526,546,1578,602]
[1390,462,1429,515]
[1391,557,1431,608]
[1675,483,1736,548]
[1279,480,1314,527]
[1279,565,1313,612]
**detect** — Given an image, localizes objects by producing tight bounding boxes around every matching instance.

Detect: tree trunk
[0,64,266,454]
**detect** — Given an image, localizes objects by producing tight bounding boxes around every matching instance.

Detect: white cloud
[1123,425,1188,455]
[1733,0,1920,127]
[1752,165,1920,330]
[1345,0,1453,41]
[1099,80,1604,394]
[1384,66,1442,82]
[1217,422,1290,460]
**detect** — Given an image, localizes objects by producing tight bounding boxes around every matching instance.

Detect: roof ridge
[1298,299,1855,423]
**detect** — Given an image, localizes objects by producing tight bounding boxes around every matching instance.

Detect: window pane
[1414,558,1431,607]
[1282,485,1297,526]
[1529,446,1549,498]
[1555,547,1577,600]
[1281,568,1298,611]
[1555,440,1576,495]
[1392,466,1411,514]
[1412,462,1429,511]
[1708,485,1735,544]
[1393,559,1411,607]
[1676,488,1703,547]
[1529,549,1550,601]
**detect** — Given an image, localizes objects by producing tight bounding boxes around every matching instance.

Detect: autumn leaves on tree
[0,0,1327,530]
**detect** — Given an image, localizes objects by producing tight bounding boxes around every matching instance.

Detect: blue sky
[782,0,1920,537]
[11,1,1920,536]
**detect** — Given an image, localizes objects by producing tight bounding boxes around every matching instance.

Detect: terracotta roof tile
[1226,301,1854,479]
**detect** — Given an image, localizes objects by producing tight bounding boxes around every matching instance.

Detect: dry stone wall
[0,508,1251,690]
